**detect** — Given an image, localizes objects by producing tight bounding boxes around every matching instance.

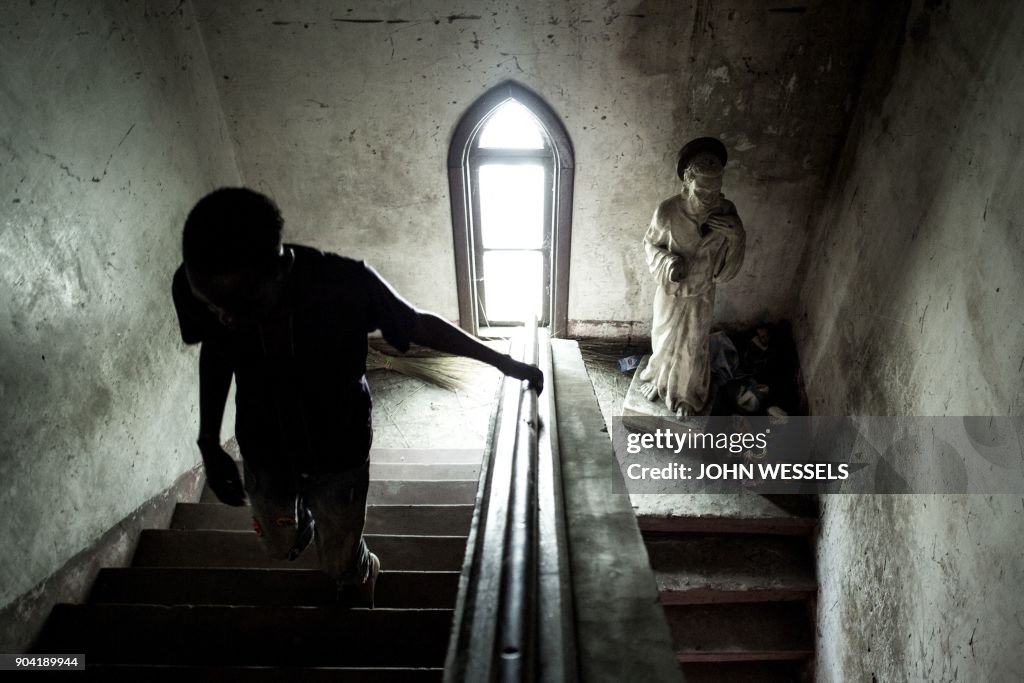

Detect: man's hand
[706,214,743,239]
[409,312,545,394]
[197,438,246,506]
[499,355,544,395]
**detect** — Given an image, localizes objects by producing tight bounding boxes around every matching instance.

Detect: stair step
[367,480,477,505]
[221,444,482,465]
[200,479,478,505]
[32,604,451,667]
[371,463,480,481]
[681,661,808,682]
[199,463,479,503]
[172,503,473,536]
[644,533,816,604]
[84,666,443,682]
[131,530,466,572]
[635,494,818,536]
[665,602,813,662]
[371,448,482,464]
[89,568,459,609]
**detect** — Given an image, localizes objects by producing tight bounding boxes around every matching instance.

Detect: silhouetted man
[172,187,542,606]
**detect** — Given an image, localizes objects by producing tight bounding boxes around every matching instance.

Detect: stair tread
[364,463,480,480]
[201,479,478,505]
[665,602,813,661]
[369,448,482,464]
[229,460,480,481]
[132,530,466,571]
[200,463,479,502]
[172,503,473,536]
[222,442,482,465]
[32,604,451,667]
[645,533,816,600]
[89,567,459,609]
[635,493,818,535]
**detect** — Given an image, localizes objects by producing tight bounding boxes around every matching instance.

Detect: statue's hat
[677,137,728,180]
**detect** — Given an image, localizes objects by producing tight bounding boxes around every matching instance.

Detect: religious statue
[638,138,746,417]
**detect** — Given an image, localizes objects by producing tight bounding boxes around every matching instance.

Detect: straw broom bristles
[365,347,481,392]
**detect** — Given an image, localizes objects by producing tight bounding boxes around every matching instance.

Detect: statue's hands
[704,215,745,239]
[706,214,743,239]
[669,258,687,283]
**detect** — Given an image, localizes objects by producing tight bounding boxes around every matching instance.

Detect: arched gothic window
[448,82,574,336]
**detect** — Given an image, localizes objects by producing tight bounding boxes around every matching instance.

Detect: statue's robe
[639,192,746,413]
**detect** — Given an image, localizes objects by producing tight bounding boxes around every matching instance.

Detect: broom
[577,337,651,368]
[365,346,483,392]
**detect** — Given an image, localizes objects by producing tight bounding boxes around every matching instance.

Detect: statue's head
[676,137,728,212]
[681,153,724,211]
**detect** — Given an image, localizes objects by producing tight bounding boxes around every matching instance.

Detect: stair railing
[445,317,577,682]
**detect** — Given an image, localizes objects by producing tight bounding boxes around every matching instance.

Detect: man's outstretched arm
[408,311,544,394]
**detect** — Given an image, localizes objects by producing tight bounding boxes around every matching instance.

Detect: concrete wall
[795,0,1024,679]
[0,0,239,644]
[193,0,884,334]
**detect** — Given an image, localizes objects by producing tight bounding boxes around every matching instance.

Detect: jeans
[243,458,372,587]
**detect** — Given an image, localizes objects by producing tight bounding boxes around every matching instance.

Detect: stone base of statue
[622,355,710,434]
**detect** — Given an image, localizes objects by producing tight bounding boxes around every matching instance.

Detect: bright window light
[479,164,545,250]
[483,251,543,323]
[478,100,546,149]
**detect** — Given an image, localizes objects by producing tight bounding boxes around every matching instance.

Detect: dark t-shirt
[172,244,418,472]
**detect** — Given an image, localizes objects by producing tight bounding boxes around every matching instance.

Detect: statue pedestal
[622,356,709,434]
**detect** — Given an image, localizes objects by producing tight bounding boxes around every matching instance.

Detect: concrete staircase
[637,493,819,682]
[32,448,480,681]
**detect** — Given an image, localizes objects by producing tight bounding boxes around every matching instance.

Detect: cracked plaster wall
[0,0,240,637]
[796,0,1024,679]
[193,0,885,335]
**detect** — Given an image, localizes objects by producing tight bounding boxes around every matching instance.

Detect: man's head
[182,187,291,330]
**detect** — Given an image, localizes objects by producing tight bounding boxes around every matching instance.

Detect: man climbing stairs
[31,448,480,680]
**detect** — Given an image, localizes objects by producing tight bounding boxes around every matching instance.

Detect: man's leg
[243,459,312,561]
[303,462,380,606]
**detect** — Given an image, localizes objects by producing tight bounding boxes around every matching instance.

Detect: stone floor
[366,364,502,450]
[366,339,644,448]
[577,340,650,433]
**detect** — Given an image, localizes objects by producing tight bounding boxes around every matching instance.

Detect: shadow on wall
[619,0,891,182]
[795,0,1023,415]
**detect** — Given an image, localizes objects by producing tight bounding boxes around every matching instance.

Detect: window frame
[448,82,575,337]
[470,147,553,327]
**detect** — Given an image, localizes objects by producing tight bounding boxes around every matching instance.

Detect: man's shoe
[354,552,380,609]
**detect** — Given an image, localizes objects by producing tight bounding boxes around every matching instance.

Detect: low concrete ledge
[552,339,681,682]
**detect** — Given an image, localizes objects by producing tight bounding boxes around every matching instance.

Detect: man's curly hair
[183,187,284,275]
